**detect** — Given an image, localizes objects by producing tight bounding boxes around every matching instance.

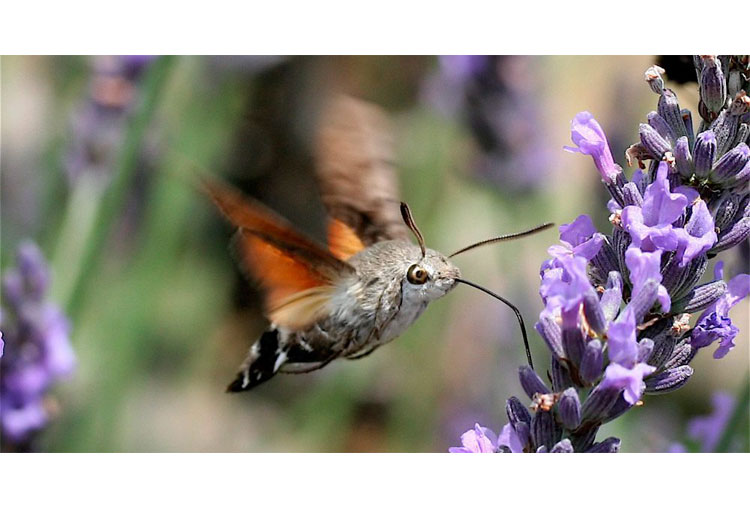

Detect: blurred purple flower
[564,111,622,184]
[1,241,75,448]
[66,55,156,183]
[687,392,735,452]
[424,56,551,191]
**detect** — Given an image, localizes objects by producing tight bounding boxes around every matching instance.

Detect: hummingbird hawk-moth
[204,95,552,392]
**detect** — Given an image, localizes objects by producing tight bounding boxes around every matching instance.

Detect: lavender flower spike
[1,241,76,449]
[564,112,622,184]
[451,56,750,453]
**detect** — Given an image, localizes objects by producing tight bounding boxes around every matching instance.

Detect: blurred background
[1,55,747,452]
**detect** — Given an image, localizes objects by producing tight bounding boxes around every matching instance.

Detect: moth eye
[406,264,429,285]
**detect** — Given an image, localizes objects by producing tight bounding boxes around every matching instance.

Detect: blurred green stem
[714,376,750,453]
[51,56,175,319]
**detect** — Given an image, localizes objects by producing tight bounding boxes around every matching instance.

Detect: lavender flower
[423,56,551,191]
[452,56,749,452]
[564,111,622,184]
[1,241,75,449]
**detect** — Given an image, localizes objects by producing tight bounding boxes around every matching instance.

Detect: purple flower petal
[607,306,638,366]
[625,246,670,313]
[565,112,621,184]
[601,362,656,405]
[449,423,498,453]
[497,422,524,453]
[622,163,687,252]
[674,199,717,267]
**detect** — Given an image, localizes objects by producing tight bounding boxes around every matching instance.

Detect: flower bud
[579,339,604,384]
[550,439,574,453]
[518,366,550,400]
[637,338,654,363]
[700,56,727,114]
[505,397,531,448]
[647,332,677,370]
[598,271,623,323]
[586,437,621,453]
[531,409,560,451]
[558,388,582,429]
[603,394,634,423]
[658,89,688,140]
[622,182,643,207]
[644,365,694,394]
[664,342,697,369]
[674,136,693,178]
[629,279,660,323]
[645,65,665,95]
[590,240,619,288]
[648,111,675,145]
[693,130,717,178]
[728,160,750,190]
[671,280,727,314]
[535,312,563,359]
[550,357,574,391]
[562,327,586,369]
[710,143,750,183]
[506,396,532,428]
[639,123,671,160]
[710,217,750,254]
[711,193,743,230]
[581,384,621,424]
[583,291,607,336]
[681,109,695,149]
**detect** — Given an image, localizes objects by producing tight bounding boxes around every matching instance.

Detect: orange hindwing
[203,178,353,330]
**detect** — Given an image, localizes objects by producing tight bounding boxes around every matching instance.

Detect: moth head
[399,202,460,301]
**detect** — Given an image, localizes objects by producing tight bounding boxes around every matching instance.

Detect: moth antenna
[400,202,426,258]
[455,278,534,370]
[448,222,554,258]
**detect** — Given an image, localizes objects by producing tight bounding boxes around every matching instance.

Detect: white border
[1,1,747,54]
[1,453,749,504]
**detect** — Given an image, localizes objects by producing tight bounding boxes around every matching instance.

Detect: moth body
[227,240,460,391]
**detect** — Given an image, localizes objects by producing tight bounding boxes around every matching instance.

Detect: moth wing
[315,95,410,249]
[204,179,353,330]
[327,218,365,261]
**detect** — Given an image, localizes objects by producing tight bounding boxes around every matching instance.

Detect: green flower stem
[51,56,175,319]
